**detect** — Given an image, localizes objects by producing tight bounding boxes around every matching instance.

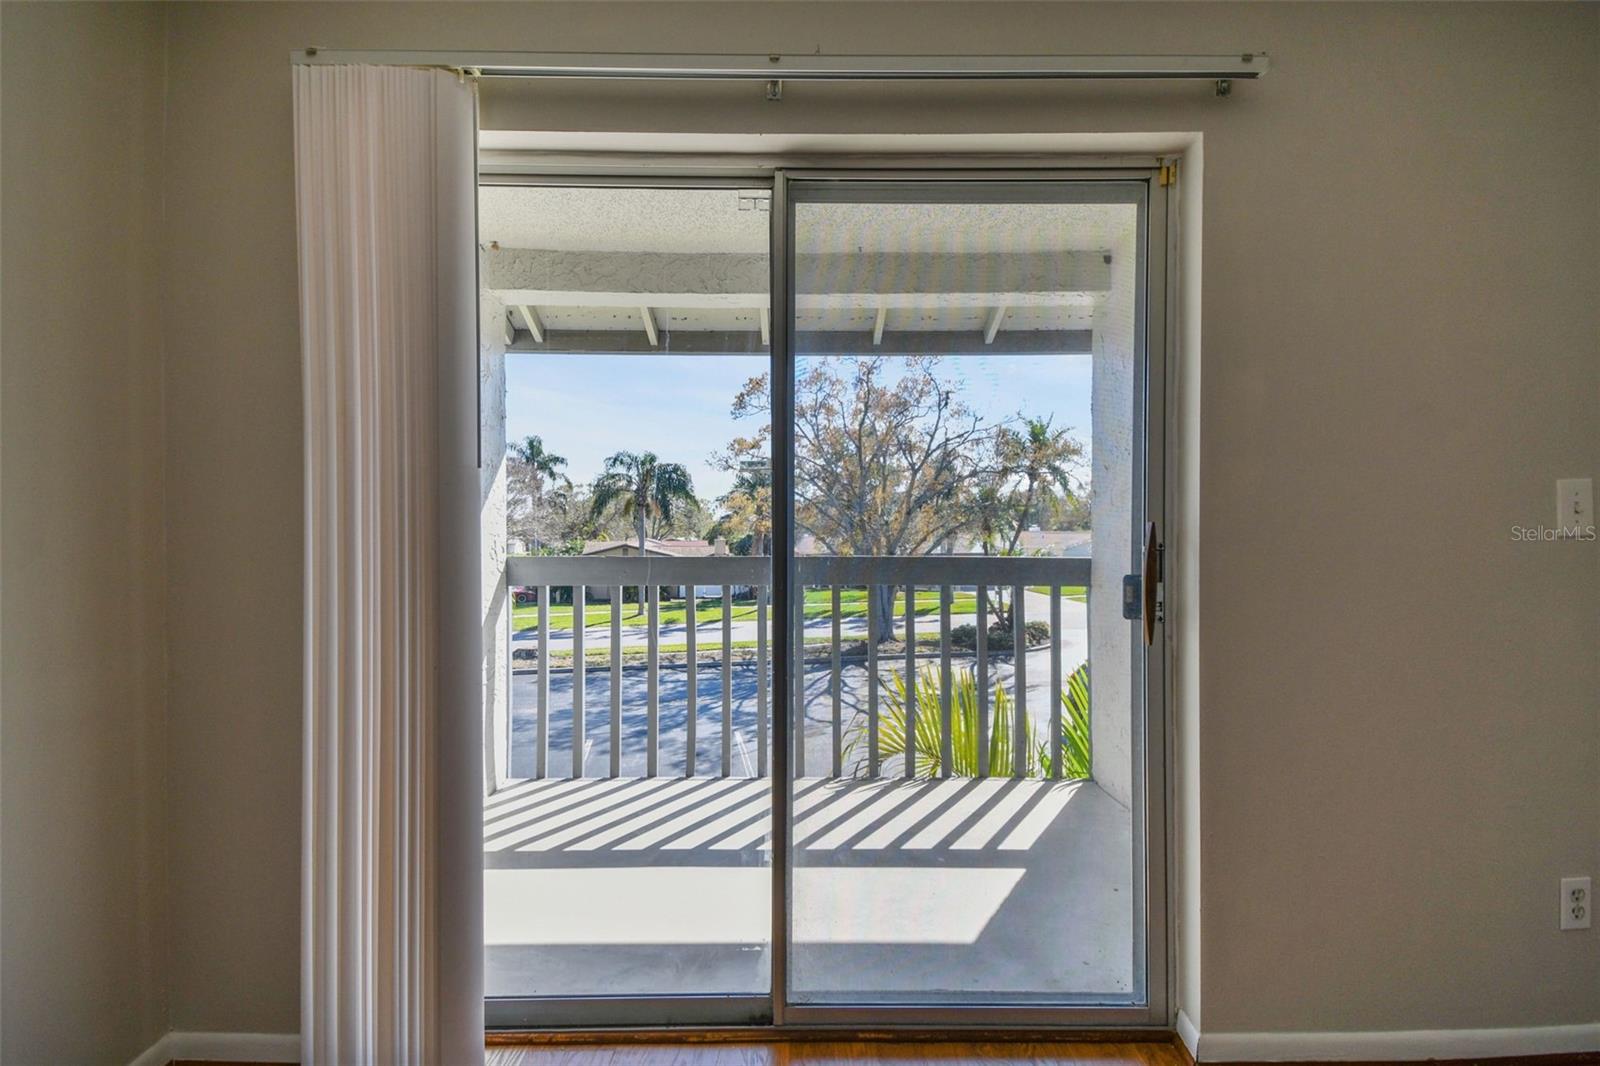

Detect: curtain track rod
[291,49,1269,83]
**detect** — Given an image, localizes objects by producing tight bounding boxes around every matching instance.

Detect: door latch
[1125,522,1164,645]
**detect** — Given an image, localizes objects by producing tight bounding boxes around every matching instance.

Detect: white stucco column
[1088,213,1138,810]
[481,288,510,793]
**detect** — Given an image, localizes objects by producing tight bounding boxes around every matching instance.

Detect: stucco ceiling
[478,185,1134,255]
[479,184,1133,340]
[481,186,769,253]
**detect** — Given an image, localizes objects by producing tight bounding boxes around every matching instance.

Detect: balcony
[486,553,1136,1007]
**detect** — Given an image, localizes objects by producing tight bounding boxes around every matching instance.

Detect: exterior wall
[482,290,510,792]
[0,4,171,1062]
[1089,216,1139,811]
[152,0,1597,1040]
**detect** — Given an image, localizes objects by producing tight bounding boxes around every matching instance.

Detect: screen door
[774,174,1167,1024]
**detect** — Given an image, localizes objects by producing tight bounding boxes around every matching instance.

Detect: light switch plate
[1556,478,1593,532]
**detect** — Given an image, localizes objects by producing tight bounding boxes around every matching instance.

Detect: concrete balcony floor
[485,775,1133,1005]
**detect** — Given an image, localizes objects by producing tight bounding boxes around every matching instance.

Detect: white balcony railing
[506,553,1093,782]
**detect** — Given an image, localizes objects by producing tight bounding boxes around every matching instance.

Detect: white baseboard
[128,1030,299,1066]
[1176,1008,1201,1059]
[1188,1022,1600,1062]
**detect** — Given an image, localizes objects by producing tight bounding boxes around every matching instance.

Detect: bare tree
[729,356,993,640]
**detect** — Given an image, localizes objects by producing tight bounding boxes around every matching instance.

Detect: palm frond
[853,661,1093,781]
[1040,663,1092,781]
[860,664,1034,777]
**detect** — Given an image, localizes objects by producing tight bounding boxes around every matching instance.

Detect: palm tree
[997,416,1082,552]
[977,417,1084,629]
[507,435,569,552]
[590,450,697,609]
[509,435,569,491]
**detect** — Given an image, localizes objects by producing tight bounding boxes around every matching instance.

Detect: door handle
[1142,521,1160,647]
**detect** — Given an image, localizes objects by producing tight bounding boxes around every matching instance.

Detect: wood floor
[485,1039,1191,1066]
[173,1038,1600,1066]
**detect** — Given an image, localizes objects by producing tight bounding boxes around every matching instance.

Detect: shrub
[948,620,1051,652]
[859,661,1091,780]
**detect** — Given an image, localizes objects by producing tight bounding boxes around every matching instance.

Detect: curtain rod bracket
[766,79,783,102]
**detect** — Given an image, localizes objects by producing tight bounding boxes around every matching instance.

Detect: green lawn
[513,587,978,633]
[1027,585,1088,603]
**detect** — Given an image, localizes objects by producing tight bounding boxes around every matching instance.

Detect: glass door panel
[782,180,1157,1011]
[483,182,773,1026]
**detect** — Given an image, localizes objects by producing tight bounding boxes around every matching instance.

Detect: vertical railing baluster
[830,586,842,777]
[507,560,1074,785]
[610,586,621,778]
[976,584,990,778]
[904,583,916,779]
[721,584,733,777]
[756,585,768,777]
[1012,584,1026,778]
[939,584,953,778]
[685,586,698,777]
[1050,584,1062,779]
[793,586,806,780]
[867,585,879,778]
[572,585,586,779]
[647,582,659,777]
[536,587,549,780]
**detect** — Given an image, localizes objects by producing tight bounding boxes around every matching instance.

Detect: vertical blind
[294,63,481,1065]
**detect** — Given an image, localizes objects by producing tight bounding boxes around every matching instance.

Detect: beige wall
[2,0,1593,1050]
[158,1,1598,1036]
[0,3,169,1062]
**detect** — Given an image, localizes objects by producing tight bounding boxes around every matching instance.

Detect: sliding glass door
[777,176,1165,1022]
[482,169,1167,1029]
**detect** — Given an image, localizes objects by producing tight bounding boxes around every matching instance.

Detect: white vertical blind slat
[296,64,479,1066]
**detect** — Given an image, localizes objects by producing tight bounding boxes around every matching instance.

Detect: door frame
[480,158,1174,1032]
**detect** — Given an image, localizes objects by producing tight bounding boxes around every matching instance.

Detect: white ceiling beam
[503,311,516,347]
[984,305,1009,344]
[491,289,1098,311]
[758,307,770,346]
[483,247,1113,296]
[872,305,888,345]
[517,304,545,343]
[497,290,758,310]
[639,306,659,346]
[507,327,1093,356]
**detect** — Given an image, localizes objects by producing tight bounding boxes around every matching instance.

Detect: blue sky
[506,352,1095,502]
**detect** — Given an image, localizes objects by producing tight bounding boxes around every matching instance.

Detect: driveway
[510,637,1089,780]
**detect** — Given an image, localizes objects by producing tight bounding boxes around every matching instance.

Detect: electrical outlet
[1560,877,1590,930]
